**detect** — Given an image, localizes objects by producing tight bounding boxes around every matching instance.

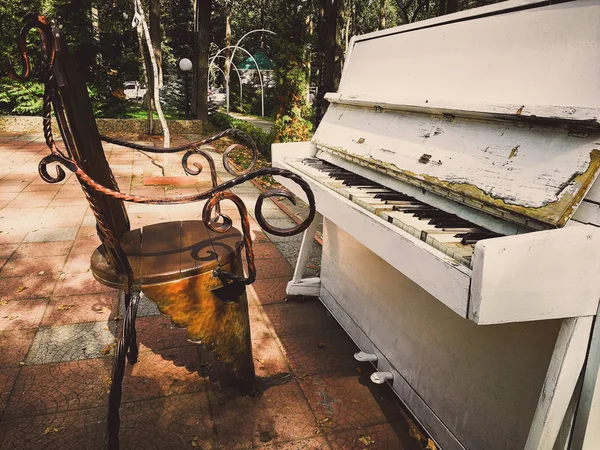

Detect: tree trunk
[149,0,162,88]
[317,0,338,121]
[193,0,212,122]
[446,0,458,14]
[438,0,446,16]
[378,0,386,30]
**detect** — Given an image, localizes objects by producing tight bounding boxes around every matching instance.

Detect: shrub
[210,112,275,159]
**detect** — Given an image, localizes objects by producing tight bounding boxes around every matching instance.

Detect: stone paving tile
[118,293,160,317]
[119,392,215,450]
[0,368,21,419]
[298,368,404,433]
[252,242,285,260]
[251,335,291,379]
[0,207,45,221]
[0,329,36,366]
[254,256,294,280]
[25,322,117,365]
[209,379,317,449]
[248,278,289,305]
[258,436,332,449]
[0,299,48,332]
[1,255,68,279]
[11,241,73,259]
[134,315,192,352]
[0,406,106,450]
[122,346,209,403]
[0,228,29,245]
[53,270,116,296]
[278,328,359,377]
[327,420,423,450]
[24,227,78,243]
[262,300,339,337]
[41,292,119,326]
[3,358,112,420]
[0,244,18,259]
[0,274,57,301]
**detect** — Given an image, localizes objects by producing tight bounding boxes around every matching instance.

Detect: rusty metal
[10,14,316,450]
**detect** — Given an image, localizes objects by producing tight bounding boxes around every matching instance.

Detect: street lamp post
[179,58,193,119]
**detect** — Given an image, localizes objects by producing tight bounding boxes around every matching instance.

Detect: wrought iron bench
[9,14,315,450]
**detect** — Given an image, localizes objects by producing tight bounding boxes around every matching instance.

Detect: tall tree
[378,0,386,30]
[316,0,338,122]
[193,0,212,122]
[149,0,163,87]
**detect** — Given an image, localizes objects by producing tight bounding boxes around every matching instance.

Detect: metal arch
[210,44,268,117]
[209,56,244,109]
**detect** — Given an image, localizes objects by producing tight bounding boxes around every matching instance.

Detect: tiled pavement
[0,133,425,449]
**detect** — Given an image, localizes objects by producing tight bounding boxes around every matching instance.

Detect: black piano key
[374,193,414,201]
[431,219,474,227]
[343,180,381,186]
[413,211,454,219]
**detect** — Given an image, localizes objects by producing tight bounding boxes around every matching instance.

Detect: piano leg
[286,211,322,297]
[526,317,593,450]
[571,303,600,450]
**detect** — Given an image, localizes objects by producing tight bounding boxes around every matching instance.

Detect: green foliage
[272,107,313,143]
[0,80,44,115]
[210,112,275,158]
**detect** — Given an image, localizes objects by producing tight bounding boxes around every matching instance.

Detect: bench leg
[107,290,140,450]
[123,291,139,365]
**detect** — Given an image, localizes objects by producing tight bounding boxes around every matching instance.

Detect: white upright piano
[272,1,600,448]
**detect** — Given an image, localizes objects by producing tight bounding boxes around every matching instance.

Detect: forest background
[0,0,500,143]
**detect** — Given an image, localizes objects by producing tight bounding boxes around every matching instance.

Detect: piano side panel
[470,226,600,324]
[320,219,561,450]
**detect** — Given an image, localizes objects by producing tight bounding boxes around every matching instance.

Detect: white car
[208,87,226,105]
[123,81,146,101]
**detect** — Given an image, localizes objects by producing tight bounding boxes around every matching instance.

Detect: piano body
[272,1,600,449]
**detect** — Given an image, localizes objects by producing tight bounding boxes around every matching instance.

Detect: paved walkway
[0,133,425,449]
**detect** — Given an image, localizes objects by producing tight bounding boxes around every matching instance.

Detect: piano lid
[313,0,600,229]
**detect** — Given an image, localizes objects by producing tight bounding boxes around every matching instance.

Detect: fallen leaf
[253,357,264,364]
[37,271,45,275]
[57,304,74,311]
[191,436,200,447]
[95,306,109,314]
[5,315,19,320]
[17,286,27,292]
[43,427,59,435]
[100,343,116,355]
[0,301,8,306]
[425,438,437,450]
[358,435,375,446]
[114,315,122,321]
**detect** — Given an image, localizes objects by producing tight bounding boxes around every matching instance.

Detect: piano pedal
[370,371,394,384]
[354,351,378,362]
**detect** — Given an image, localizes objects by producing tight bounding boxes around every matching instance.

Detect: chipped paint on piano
[314,103,600,229]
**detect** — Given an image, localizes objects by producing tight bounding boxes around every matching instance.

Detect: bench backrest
[51,28,131,268]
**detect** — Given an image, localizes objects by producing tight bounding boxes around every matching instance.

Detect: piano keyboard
[290,158,502,268]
